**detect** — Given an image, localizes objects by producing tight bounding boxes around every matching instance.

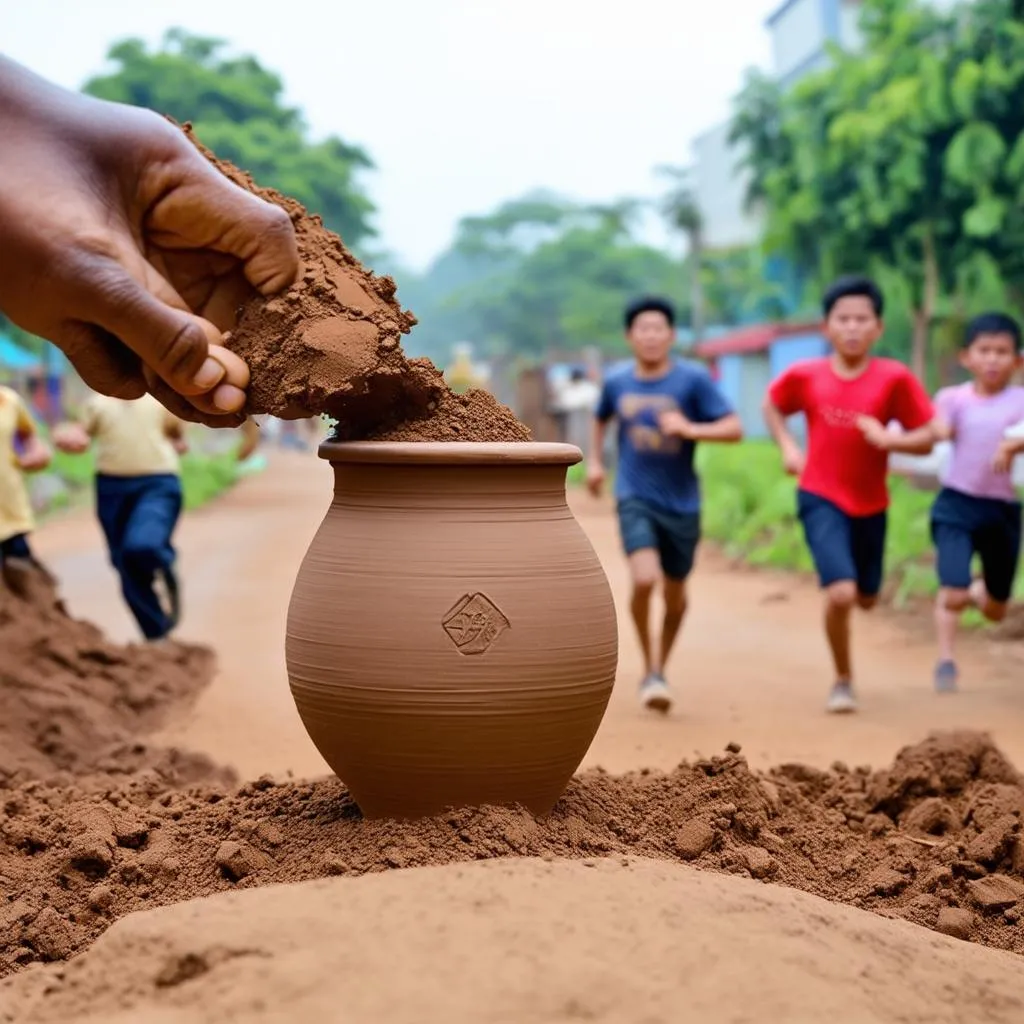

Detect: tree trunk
[689,229,705,343]
[910,223,940,382]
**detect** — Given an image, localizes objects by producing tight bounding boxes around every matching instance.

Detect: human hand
[992,439,1021,475]
[0,58,299,428]
[171,437,190,457]
[51,422,91,455]
[16,435,51,473]
[586,463,606,497]
[658,409,694,440]
[857,415,892,450]
[781,442,805,476]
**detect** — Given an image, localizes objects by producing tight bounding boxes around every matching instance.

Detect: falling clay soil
[181,127,530,443]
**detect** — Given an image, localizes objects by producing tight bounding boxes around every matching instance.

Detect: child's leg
[119,476,183,640]
[797,492,859,704]
[653,510,700,676]
[930,495,977,690]
[973,503,1022,624]
[618,500,662,678]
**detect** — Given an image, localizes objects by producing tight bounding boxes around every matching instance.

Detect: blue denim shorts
[797,489,887,597]
[617,498,700,580]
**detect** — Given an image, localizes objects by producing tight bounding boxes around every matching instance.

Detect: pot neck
[329,462,572,512]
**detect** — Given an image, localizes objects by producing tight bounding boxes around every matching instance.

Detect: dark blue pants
[95,473,182,640]
[0,533,32,562]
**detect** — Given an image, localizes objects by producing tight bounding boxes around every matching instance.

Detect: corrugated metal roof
[692,321,822,358]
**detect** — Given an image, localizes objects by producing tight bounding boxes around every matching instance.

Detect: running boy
[588,296,742,713]
[763,275,939,714]
[53,392,187,642]
[0,385,51,582]
[930,312,1024,692]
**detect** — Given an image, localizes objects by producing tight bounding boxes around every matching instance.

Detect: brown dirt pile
[3,729,1023,976]
[185,128,530,443]
[0,570,227,791]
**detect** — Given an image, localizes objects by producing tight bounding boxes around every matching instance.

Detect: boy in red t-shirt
[763,276,939,714]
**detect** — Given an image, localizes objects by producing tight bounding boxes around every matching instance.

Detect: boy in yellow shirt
[54,393,187,642]
[0,385,51,580]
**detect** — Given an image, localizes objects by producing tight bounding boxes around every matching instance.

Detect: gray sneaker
[639,673,673,713]
[825,681,858,714]
[934,660,959,694]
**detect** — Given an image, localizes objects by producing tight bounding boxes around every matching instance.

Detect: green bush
[696,441,1024,603]
[43,447,242,515]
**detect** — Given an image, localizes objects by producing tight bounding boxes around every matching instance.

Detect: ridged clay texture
[285,442,618,819]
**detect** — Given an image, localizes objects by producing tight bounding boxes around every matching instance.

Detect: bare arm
[13,401,51,472]
[857,416,940,455]
[762,396,805,476]
[586,417,608,496]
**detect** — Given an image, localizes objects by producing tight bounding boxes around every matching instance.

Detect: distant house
[693,322,827,439]
[0,332,70,424]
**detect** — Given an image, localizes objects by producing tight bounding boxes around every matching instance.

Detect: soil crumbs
[184,127,530,444]
[2,723,1023,978]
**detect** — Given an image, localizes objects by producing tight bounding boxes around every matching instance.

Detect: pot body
[286,442,618,819]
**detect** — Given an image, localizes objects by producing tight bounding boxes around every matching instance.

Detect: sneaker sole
[825,701,858,715]
[641,692,673,714]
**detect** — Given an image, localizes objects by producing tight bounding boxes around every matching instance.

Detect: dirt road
[33,449,1024,781]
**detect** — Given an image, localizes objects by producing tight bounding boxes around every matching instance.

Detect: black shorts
[930,487,1022,603]
[797,490,887,597]
[617,498,700,580]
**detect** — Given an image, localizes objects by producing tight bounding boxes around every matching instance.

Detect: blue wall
[713,331,828,439]
[770,332,828,376]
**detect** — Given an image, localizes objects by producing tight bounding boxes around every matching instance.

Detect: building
[692,322,827,439]
[692,122,759,251]
[690,0,968,269]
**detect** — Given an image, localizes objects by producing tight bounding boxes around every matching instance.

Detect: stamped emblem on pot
[442,593,510,655]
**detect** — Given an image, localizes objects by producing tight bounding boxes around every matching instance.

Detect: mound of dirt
[2,729,1022,976]
[5,857,1024,1024]
[0,568,223,788]
[185,129,530,443]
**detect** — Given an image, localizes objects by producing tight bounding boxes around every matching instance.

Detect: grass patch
[40,446,244,517]
[696,440,1024,605]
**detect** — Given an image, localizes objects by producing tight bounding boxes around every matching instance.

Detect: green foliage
[729,0,1024,375]
[83,30,376,246]
[400,192,686,361]
[44,445,242,515]
[696,441,1024,605]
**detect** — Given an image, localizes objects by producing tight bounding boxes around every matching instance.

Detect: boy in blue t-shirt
[588,296,742,713]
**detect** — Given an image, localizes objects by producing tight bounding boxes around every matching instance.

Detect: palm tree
[655,165,705,342]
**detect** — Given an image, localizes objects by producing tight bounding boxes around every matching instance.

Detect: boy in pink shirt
[931,313,1024,692]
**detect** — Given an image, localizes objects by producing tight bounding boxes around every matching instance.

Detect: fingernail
[192,357,225,390]
[213,384,246,413]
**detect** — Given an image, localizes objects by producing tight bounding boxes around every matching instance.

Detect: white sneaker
[825,681,858,714]
[639,673,673,714]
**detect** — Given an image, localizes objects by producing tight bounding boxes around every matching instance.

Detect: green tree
[84,29,377,246]
[655,165,706,341]
[730,0,1024,379]
[404,193,683,359]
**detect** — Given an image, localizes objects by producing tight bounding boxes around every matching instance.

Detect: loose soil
[3,724,1023,977]
[184,128,529,443]
[0,568,225,790]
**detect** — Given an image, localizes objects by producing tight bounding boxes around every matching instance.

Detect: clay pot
[286,441,618,819]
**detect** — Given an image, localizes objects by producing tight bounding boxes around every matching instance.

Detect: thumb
[82,258,230,402]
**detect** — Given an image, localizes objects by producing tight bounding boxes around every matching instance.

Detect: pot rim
[317,440,583,467]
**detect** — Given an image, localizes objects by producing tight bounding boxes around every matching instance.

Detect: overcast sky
[7,0,777,269]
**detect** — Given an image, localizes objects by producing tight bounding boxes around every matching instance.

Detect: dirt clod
[185,129,530,443]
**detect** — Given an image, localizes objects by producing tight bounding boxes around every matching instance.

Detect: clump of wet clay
[4,730,1024,976]
[184,128,530,442]
[0,568,229,788]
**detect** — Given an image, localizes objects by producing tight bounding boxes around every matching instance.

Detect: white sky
[7,0,776,270]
